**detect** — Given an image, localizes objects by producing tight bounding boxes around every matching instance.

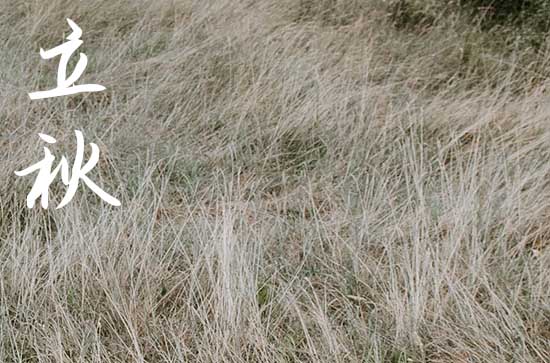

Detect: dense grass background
[0,0,549,362]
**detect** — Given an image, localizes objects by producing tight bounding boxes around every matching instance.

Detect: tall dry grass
[0,0,548,362]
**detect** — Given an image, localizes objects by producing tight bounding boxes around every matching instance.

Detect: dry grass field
[0,0,549,362]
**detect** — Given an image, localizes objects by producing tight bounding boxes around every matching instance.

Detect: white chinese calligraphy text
[28,19,105,100]
[15,131,121,209]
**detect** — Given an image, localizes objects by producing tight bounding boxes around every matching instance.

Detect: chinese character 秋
[15,130,121,209]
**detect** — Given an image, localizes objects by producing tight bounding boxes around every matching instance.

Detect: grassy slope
[0,0,549,362]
